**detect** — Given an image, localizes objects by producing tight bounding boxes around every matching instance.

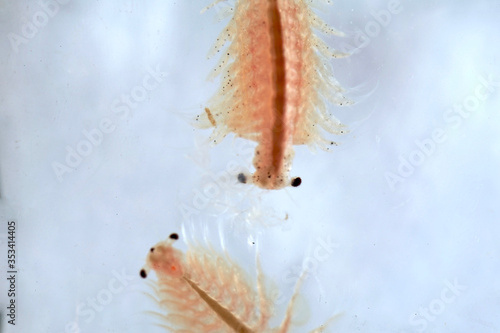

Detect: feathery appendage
[140,233,339,332]
[195,0,351,190]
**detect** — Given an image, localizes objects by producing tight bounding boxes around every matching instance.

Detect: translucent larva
[196,0,350,190]
[140,233,338,332]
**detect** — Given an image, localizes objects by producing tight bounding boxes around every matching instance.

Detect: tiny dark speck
[170,233,179,240]
[140,269,147,278]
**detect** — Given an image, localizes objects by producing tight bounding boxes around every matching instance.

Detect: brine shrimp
[195,0,350,190]
[140,233,337,332]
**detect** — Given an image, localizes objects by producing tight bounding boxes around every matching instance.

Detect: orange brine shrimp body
[196,0,350,190]
[140,233,337,332]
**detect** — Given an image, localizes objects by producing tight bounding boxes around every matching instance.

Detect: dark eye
[237,173,247,184]
[291,177,302,187]
[150,247,155,252]
[140,269,147,278]
[169,233,179,240]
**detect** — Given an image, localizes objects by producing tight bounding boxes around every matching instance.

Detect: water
[0,1,499,332]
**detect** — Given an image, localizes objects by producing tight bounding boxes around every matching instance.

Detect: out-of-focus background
[0,0,499,332]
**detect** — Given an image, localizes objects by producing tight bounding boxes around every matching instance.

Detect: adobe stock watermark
[385,74,499,190]
[272,235,340,306]
[178,139,255,223]
[7,0,71,54]
[51,64,166,182]
[408,278,467,332]
[64,269,137,333]
[339,0,402,54]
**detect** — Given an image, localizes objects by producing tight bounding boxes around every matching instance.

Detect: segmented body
[196,0,349,189]
[141,234,334,332]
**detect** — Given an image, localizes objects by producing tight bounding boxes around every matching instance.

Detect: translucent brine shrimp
[140,233,336,332]
[196,0,350,190]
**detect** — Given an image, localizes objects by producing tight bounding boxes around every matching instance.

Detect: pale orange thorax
[140,232,340,332]
[196,0,350,190]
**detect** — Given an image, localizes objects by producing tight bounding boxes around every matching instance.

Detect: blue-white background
[0,0,499,332]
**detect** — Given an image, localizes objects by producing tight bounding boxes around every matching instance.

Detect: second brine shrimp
[140,233,338,332]
[196,0,350,190]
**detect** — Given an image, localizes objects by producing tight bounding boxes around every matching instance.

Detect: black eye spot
[237,173,247,184]
[169,233,179,240]
[291,177,302,187]
[140,269,147,278]
[150,247,155,252]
